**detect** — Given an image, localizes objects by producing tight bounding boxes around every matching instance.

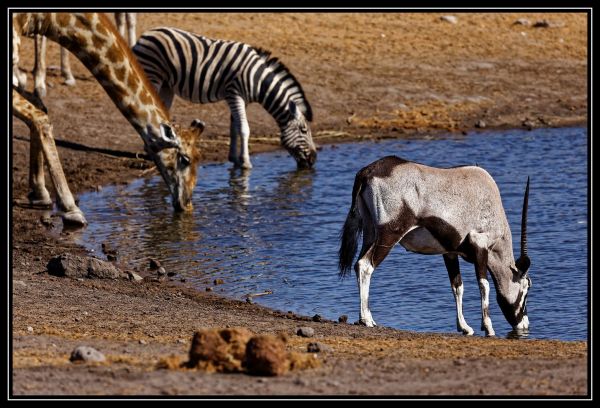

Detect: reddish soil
[11,12,588,397]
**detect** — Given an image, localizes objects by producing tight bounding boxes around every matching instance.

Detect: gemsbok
[338,156,531,336]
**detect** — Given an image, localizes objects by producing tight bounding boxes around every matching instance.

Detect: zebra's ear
[288,101,301,119]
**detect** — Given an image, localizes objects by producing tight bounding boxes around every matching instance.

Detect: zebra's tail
[338,173,364,278]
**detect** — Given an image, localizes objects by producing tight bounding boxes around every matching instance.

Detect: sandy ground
[11,12,588,397]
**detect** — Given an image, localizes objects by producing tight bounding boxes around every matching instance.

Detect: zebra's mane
[253,47,313,122]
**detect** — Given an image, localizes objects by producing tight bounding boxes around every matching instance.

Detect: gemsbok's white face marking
[338,156,532,337]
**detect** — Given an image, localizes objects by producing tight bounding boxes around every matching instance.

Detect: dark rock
[127,271,143,282]
[245,335,288,376]
[475,119,486,128]
[70,346,106,363]
[296,327,315,338]
[167,271,176,277]
[338,315,348,323]
[206,287,213,292]
[312,314,322,322]
[47,253,127,279]
[214,278,224,285]
[533,19,551,28]
[149,258,162,269]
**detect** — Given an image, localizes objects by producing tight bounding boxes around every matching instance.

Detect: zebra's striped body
[132,27,317,169]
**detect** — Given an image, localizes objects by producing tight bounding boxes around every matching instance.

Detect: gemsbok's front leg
[469,232,495,336]
[443,254,474,335]
[13,89,87,226]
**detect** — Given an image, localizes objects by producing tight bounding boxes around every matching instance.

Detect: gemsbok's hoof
[461,327,475,336]
[239,159,253,170]
[356,318,377,327]
[62,210,87,227]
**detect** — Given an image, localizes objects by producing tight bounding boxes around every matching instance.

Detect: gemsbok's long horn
[521,176,530,257]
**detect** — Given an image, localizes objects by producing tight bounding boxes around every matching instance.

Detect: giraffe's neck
[16,13,170,145]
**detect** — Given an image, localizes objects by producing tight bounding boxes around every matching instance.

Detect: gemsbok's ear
[516,255,531,274]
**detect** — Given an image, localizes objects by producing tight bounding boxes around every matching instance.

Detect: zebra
[132,27,317,170]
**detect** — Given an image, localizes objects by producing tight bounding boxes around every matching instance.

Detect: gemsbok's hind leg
[443,254,474,335]
[354,227,402,327]
[13,89,87,226]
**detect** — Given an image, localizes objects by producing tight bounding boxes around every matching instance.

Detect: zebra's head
[150,121,203,211]
[281,101,317,169]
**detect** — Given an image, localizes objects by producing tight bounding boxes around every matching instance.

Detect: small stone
[214,278,224,285]
[14,280,27,288]
[106,254,117,262]
[296,327,315,338]
[312,314,322,322]
[513,18,530,26]
[475,119,486,128]
[307,342,333,353]
[440,15,458,24]
[139,339,147,345]
[157,267,167,276]
[246,297,253,304]
[177,339,187,344]
[206,287,213,292]
[70,346,105,363]
[27,326,34,333]
[338,315,348,323]
[180,278,187,282]
[454,359,467,366]
[128,271,143,282]
[167,271,176,277]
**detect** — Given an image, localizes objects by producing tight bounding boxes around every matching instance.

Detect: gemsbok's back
[338,156,531,336]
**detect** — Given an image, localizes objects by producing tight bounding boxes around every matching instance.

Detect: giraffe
[12,13,203,226]
[18,13,137,97]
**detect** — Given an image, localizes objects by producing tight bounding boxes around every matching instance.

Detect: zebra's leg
[228,114,239,165]
[126,13,137,47]
[60,47,76,86]
[226,95,252,169]
[443,253,474,335]
[158,85,175,111]
[33,35,47,98]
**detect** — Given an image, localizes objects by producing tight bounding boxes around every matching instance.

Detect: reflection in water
[506,329,530,340]
[75,127,587,341]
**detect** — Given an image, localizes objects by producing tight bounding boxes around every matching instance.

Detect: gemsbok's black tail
[338,173,364,278]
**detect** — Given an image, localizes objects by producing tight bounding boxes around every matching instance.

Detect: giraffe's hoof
[27,192,53,208]
[62,210,87,227]
[34,86,47,98]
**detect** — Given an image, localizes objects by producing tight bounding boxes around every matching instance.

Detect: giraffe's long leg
[13,89,87,226]
[126,13,137,47]
[60,47,76,86]
[33,35,47,98]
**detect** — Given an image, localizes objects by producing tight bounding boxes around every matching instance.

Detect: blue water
[73,127,588,341]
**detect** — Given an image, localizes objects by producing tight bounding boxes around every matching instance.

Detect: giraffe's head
[149,121,203,211]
